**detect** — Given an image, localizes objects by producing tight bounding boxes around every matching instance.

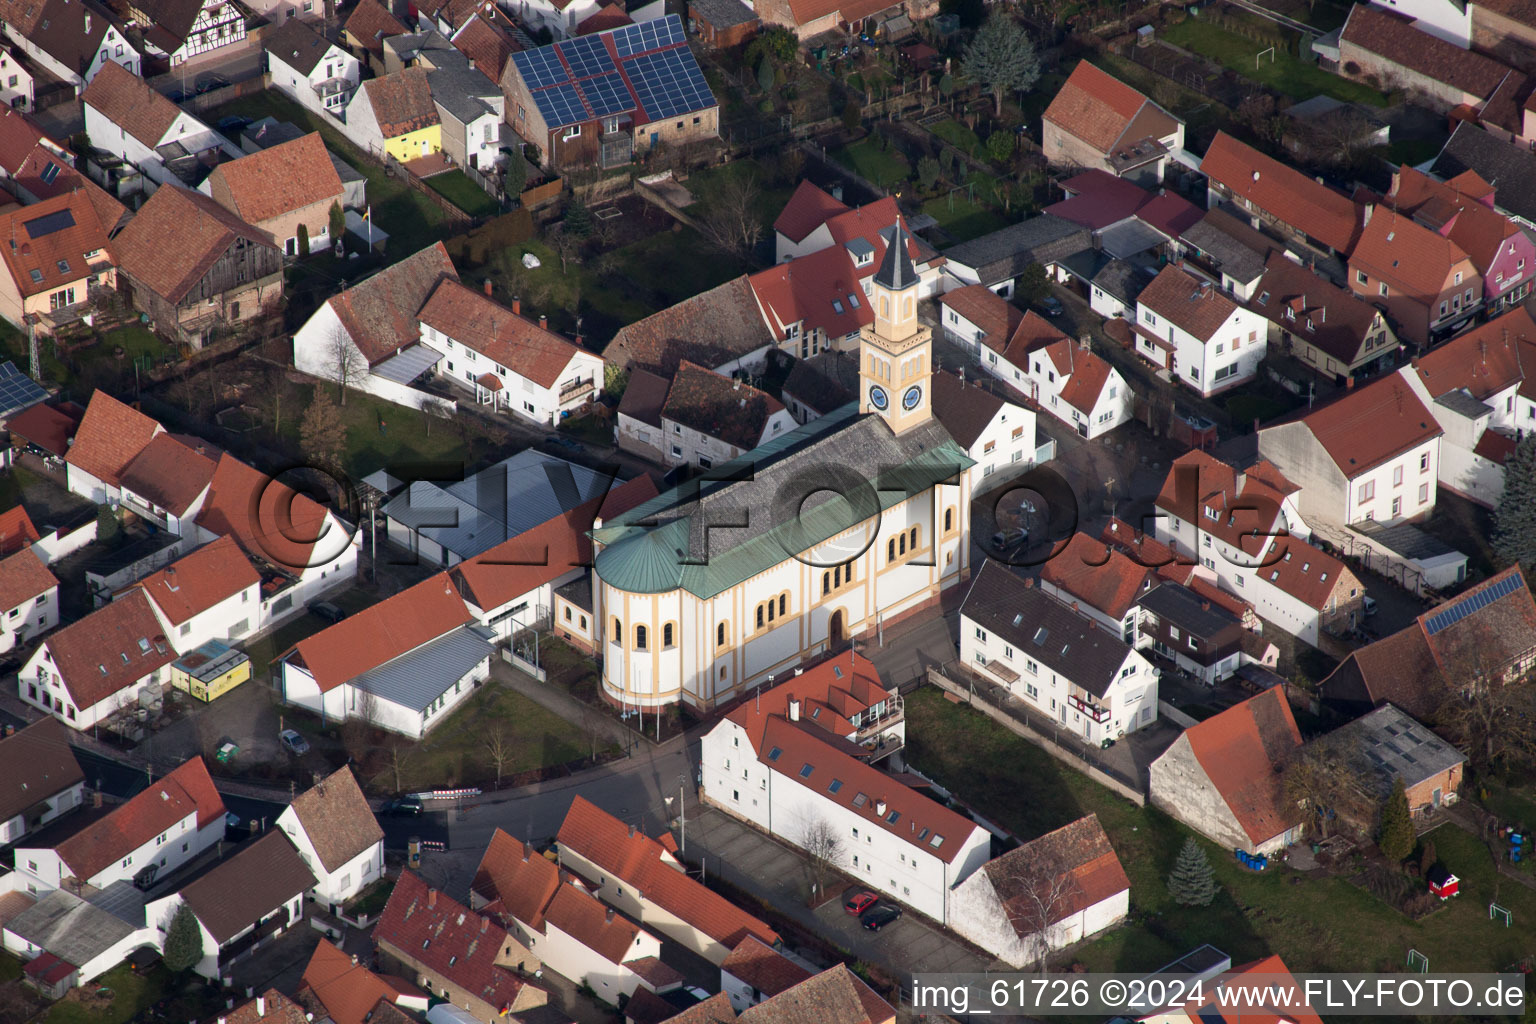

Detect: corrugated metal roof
[372,343,444,384]
[355,624,496,711]
[594,408,972,597]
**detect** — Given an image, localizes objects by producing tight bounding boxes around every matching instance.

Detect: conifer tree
[1378,776,1415,863]
[1167,836,1219,906]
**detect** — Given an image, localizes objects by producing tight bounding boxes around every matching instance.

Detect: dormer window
[832,299,844,314]
[847,293,861,308]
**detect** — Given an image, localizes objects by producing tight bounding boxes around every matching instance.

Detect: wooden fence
[185,73,272,115]
[519,176,564,208]
[925,667,1147,805]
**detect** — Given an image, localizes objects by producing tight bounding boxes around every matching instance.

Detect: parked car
[1040,295,1064,317]
[380,795,424,816]
[991,527,1028,549]
[861,904,902,930]
[1362,595,1378,617]
[217,115,250,133]
[844,891,878,915]
[279,729,310,755]
[309,601,348,624]
[545,434,582,452]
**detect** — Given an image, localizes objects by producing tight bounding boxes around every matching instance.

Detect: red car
[844,891,878,915]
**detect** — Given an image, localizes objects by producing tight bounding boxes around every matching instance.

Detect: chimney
[521,841,531,863]
[788,699,801,721]
[483,279,493,297]
[3,723,11,737]
[256,997,266,1018]
[468,57,476,71]
[605,908,614,922]
[428,889,438,909]
[628,824,636,837]
[539,315,548,331]
[1362,203,1374,227]
[1202,601,1211,611]
[1024,577,1034,588]
[512,296,521,315]
[1346,377,1356,390]
[351,954,358,966]
[1078,332,1090,351]
[573,334,583,348]
[480,916,489,933]
[876,800,887,816]
[93,790,102,808]
[84,11,90,32]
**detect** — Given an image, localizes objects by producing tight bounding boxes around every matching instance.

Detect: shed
[1427,864,1459,899]
[688,0,758,48]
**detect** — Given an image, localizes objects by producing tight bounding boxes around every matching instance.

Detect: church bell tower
[858,221,933,435]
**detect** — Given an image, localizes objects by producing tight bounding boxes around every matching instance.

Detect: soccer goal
[1406,949,1430,973]
[1490,903,1513,927]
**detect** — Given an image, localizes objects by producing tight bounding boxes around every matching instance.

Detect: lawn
[426,170,501,218]
[276,381,487,482]
[1388,136,1447,168]
[906,688,1536,974]
[207,92,456,259]
[41,965,164,1024]
[830,138,911,190]
[686,162,794,233]
[0,954,19,983]
[1161,19,1390,107]
[928,117,982,158]
[1483,781,1536,832]
[922,189,1002,244]
[410,681,614,789]
[95,325,174,370]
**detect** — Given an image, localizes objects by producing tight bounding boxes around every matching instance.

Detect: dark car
[844,891,878,915]
[309,601,348,624]
[545,434,582,452]
[217,115,251,133]
[197,73,230,94]
[1040,295,1064,317]
[380,795,424,816]
[861,904,902,931]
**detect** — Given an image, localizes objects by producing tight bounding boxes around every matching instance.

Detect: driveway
[685,806,1006,984]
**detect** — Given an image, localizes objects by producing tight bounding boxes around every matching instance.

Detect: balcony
[559,377,594,404]
[853,693,904,760]
[1067,691,1110,723]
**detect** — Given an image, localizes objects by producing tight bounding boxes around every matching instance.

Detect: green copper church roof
[593,405,973,599]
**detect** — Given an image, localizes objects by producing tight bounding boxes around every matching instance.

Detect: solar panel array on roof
[1423,572,1524,635]
[0,362,47,418]
[582,72,633,118]
[515,46,568,88]
[559,34,615,77]
[23,209,75,238]
[611,16,685,56]
[538,83,588,130]
[625,47,713,121]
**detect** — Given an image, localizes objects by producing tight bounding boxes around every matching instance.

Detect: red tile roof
[749,245,870,340]
[113,185,278,306]
[363,67,440,139]
[998,308,1071,363]
[66,392,163,489]
[1179,688,1303,845]
[471,828,561,930]
[736,963,894,1024]
[0,505,40,556]
[937,285,1023,347]
[375,871,530,1013]
[449,497,596,614]
[577,3,632,33]
[1047,169,1151,229]
[557,795,780,949]
[345,0,408,57]
[660,360,786,451]
[822,199,931,272]
[41,589,177,712]
[51,757,223,882]
[300,940,425,1024]
[1043,61,1154,154]
[0,108,55,175]
[980,813,1129,936]
[774,180,850,244]
[418,279,584,388]
[226,990,312,1024]
[0,547,56,612]
[1389,165,1525,277]
[451,10,522,79]
[290,573,471,692]
[1249,251,1389,366]
[7,402,78,459]
[1201,131,1361,254]
[1039,533,1154,620]
[1010,327,1118,417]
[80,61,185,149]
[544,881,642,962]
[0,189,116,301]
[11,143,124,230]
[1412,304,1536,401]
[0,717,82,826]
[117,433,217,516]
[207,133,344,227]
[1342,4,1512,99]
[125,538,254,627]
[193,453,338,575]
[598,474,659,522]
[329,242,458,365]
[1138,264,1242,342]
[1178,956,1323,1024]
[721,937,810,998]
[1350,207,1474,301]
[1291,370,1441,476]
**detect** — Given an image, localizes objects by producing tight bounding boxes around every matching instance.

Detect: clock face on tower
[869,385,889,411]
[902,385,923,411]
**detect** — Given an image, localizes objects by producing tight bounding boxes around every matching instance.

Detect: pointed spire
[874,220,917,292]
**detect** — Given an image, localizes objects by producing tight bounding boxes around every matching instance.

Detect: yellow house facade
[591,225,973,711]
[383,122,441,163]
[171,640,252,702]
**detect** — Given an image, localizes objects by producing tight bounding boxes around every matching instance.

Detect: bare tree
[421,397,454,436]
[1283,737,1373,839]
[800,816,843,903]
[1005,848,1081,974]
[483,720,516,788]
[549,227,583,275]
[374,735,417,795]
[579,704,610,762]
[262,365,294,438]
[701,172,764,259]
[342,688,379,762]
[329,323,368,405]
[1437,679,1536,772]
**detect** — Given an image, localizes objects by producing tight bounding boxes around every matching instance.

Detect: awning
[979,659,1019,683]
[372,343,444,384]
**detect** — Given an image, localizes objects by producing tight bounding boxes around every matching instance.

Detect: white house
[948,814,1130,968]
[0,547,59,654]
[145,830,314,980]
[538,881,677,1004]
[1153,450,1366,646]
[961,562,1159,742]
[1258,371,1443,527]
[720,937,816,1012]
[1038,533,1156,645]
[292,242,459,412]
[0,0,139,92]
[418,280,603,426]
[1134,264,1268,397]
[0,718,84,847]
[117,434,217,537]
[699,653,991,925]
[12,757,224,895]
[450,504,598,643]
[0,47,35,111]
[265,18,360,119]
[615,361,796,469]
[274,767,384,908]
[772,184,946,297]
[80,61,236,188]
[1,889,156,988]
[18,590,178,732]
[929,369,1039,490]
[128,536,262,652]
[1367,0,1471,45]
[279,573,493,738]
[998,312,1132,439]
[134,0,247,66]
[509,0,605,40]
[64,391,165,506]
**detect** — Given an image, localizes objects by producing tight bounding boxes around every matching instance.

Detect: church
[591,225,976,710]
